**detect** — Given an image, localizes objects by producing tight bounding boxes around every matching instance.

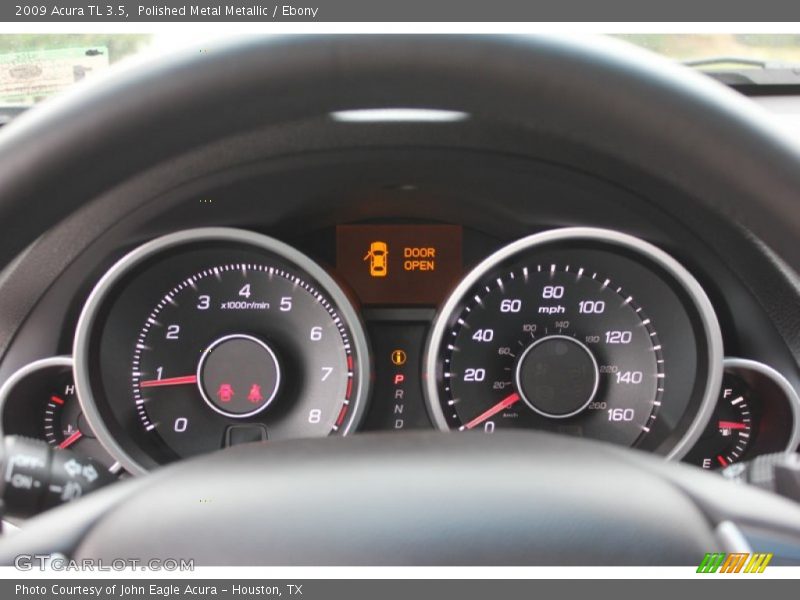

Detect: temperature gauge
[43,369,97,454]
[0,357,120,473]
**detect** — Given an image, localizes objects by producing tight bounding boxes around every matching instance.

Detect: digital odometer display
[424,228,723,458]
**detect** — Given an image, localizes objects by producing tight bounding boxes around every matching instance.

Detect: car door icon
[364,241,389,277]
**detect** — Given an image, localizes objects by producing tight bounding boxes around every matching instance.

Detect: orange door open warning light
[364,241,389,277]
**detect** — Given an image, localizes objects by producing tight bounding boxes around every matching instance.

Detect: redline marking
[336,405,349,427]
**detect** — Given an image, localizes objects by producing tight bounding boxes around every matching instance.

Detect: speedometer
[424,228,723,458]
[74,228,370,474]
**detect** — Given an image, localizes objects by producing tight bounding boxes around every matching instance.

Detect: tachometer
[74,228,370,474]
[424,228,723,458]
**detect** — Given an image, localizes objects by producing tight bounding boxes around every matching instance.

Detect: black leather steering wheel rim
[3,35,800,565]
[2,431,800,565]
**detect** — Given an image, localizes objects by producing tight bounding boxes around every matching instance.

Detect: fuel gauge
[685,358,800,470]
[687,374,754,469]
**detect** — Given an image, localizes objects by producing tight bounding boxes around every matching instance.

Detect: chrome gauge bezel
[0,356,74,438]
[423,227,724,460]
[73,227,372,475]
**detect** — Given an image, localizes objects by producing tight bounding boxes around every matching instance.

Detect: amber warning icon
[391,349,407,366]
[364,241,389,277]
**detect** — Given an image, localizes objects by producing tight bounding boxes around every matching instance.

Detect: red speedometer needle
[59,430,83,449]
[718,421,747,430]
[463,392,521,430]
[140,375,198,388]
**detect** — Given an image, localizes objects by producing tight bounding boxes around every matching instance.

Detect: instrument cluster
[1,223,798,479]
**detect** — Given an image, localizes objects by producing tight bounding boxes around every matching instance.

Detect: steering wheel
[2,35,800,565]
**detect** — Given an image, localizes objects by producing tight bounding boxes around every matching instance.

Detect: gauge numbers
[425,228,724,457]
[437,263,663,446]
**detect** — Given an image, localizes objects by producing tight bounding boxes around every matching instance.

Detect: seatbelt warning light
[217,383,234,403]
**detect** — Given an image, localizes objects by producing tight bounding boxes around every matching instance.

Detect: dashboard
[5,35,800,568]
[1,212,799,485]
[1,56,800,519]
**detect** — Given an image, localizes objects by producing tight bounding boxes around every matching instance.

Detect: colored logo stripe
[720,553,750,573]
[744,553,773,573]
[697,552,773,573]
[697,553,726,573]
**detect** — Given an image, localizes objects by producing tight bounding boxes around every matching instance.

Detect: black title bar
[3,0,800,22]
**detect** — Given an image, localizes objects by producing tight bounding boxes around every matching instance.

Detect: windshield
[617,34,800,66]
[2,33,800,107]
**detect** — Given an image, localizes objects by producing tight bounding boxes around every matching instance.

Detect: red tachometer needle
[463,392,521,430]
[718,421,747,430]
[139,375,198,388]
[59,430,83,449]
